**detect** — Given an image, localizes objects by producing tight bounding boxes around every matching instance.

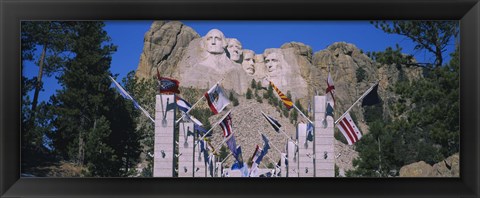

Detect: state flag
[326,72,335,105]
[157,67,180,94]
[336,112,363,145]
[270,81,293,110]
[205,83,230,114]
[219,112,233,137]
[361,83,381,107]
[261,112,281,133]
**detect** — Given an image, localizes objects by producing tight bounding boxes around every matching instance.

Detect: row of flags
[110,66,381,177]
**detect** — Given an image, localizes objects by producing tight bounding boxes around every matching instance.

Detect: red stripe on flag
[226,121,231,137]
[343,118,359,142]
[339,120,355,144]
[326,85,335,94]
[204,92,219,114]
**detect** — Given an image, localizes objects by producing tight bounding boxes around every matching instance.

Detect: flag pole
[261,111,298,146]
[255,131,284,155]
[175,94,204,124]
[334,81,379,125]
[220,152,233,164]
[109,76,155,123]
[212,131,236,152]
[193,109,233,148]
[263,154,281,170]
[292,104,313,124]
[175,77,226,124]
[265,77,312,124]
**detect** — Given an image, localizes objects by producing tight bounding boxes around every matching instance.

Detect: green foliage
[256,95,263,103]
[267,163,275,169]
[229,91,239,106]
[84,116,117,177]
[371,21,458,67]
[334,130,348,145]
[219,146,229,162]
[251,79,257,89]
[335,164,340,177]
[180,87,213,129]
[246,88,253,99]
[21,21,78,155]
[356,67,367,83]
[363,102,384,124]
[350,46,459,177]
[348,22,459,177]
[368,44,414,67]
[43,22,141,177]
[257,81,263,90]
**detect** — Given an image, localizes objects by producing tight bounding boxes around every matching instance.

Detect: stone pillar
[287,141,298,177]
[178,122,194,177]
[297,123,315,177]
[193,141,207,177]
[207,155,216,177]
[215,162,222,177]
[280,153,287,177]
[314,96,335,177]
[154,95,176,177]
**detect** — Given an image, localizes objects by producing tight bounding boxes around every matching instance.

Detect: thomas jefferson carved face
[265,52,282,73]
[203,29,227,54]
[227,39,243,62]
[242,50,255,75]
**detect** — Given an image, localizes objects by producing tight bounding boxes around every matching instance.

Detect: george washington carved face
[203,29,227,54]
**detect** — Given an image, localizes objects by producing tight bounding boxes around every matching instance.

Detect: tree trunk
[31,43,47,113]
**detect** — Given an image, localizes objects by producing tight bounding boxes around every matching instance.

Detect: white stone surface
[297,123,314,177]
[153,95,175,177]
[287,141,298,177]
[314,95,335,177]
[280,153,287,177]
[193,142,207,177]
[178,122,194,177]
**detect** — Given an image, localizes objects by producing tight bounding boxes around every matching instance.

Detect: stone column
[215,162,222,177]
[280,153,287,177]
[287,141,298,177]
[178,122,194,177]
[207,155,216,177]
[154,95,176,177]
[297,123,315,177]
[193,142,207,177]
[314,96,335,177]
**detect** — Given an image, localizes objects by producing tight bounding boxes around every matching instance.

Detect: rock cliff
[135,21,424,174]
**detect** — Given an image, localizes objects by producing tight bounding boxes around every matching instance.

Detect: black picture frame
[1,0,479,197]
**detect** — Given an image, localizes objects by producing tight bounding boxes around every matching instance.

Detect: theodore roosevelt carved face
[203,29,227,54]
[242,49,255,75]
[226,38,243,62]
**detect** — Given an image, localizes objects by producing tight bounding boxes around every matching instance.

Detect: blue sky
[23,20,457,103]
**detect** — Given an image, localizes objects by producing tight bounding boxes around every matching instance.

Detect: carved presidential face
[242,50,255,75]
[227,39,243,62]
[203,29,227,54]
[265,52,282,73]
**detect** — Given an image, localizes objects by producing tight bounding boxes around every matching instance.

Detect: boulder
[399,161,434,177]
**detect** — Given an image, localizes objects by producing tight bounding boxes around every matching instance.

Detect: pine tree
[21,22,76,123]
[349,21,459,177]
[21,22,76,154]
[50,22,140,176]
[246,88,253,99]
[371,21,458,67]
